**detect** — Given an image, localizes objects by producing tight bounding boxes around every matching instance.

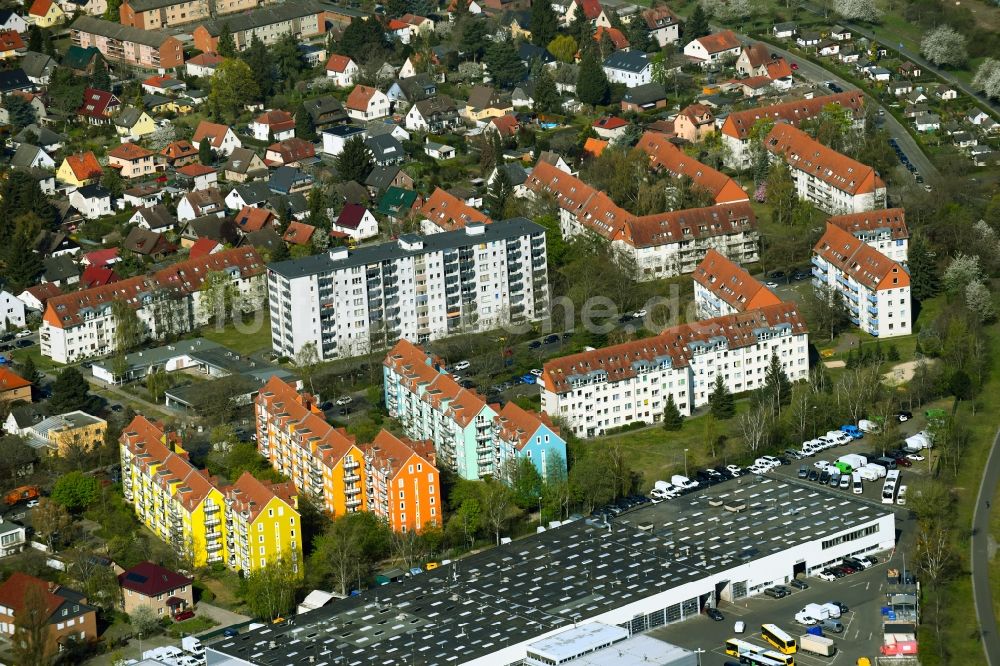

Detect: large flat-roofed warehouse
[206,478,895,666]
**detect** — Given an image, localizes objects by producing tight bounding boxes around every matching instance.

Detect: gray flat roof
[208,478,891,666]
[268,217,544,280]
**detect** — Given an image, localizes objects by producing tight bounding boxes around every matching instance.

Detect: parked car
[764,587,786,598]
[336,396,353,405]
[453,360,471,372]
[896,410,913,422]
[528,340,542,349]
[906,453,925,461]
[725,464,742,478]
[544,334,560,344]
[14,329,32,339]
[798,466,809,478]
[807,470,819,481]
[789,579,809,590]
[706,607,725,621]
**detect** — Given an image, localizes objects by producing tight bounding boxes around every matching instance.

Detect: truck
[799,634,837,656]
[822,602,842,619]
[181,636,204,656]
[4,485,39,506]
[796,603,831,624]
[838,454,868,469]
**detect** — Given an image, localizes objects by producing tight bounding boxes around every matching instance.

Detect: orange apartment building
[255,376,441,531]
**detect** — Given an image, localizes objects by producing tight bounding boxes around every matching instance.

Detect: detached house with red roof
[250,109,295,142]
[813,222,911,338]
[0,30,26,59]
[108,142,157,179]
[325,53,358,87]
[563,0,609,27]
[0,572,98,653]
[117,562,193,618]
[683,30,742,67]
[56,151,103,187]
[640,5,680,46]
[345,85,390,121]
[764,123,886,214]
[76,87,120,124]
[331,203,378,241]
[192,120,241,156]
[673,104,714,143]
[265,137,316,167]
[27,0,64,28]
[383,340,566,482]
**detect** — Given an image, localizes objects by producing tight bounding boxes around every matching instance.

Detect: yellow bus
[725,638,764,657]
[740,653,793,666]
[761,623,797,654]
[760,650,795,666]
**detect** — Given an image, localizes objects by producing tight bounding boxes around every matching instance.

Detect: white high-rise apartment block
[268,219,549,361]
[812,223,911,338]
[539,304,809,438]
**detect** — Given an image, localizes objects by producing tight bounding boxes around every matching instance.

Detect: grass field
[200,315,274,356]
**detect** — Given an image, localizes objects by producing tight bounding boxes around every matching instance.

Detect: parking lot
[647,476,918,666]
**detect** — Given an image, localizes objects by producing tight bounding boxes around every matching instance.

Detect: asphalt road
[971,427,1000,665]
[743,35,939,180]
[796,2,1000,118]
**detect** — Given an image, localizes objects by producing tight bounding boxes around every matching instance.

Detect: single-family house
[591,116,628,140]
[113,107,156,140]
[234,205,278,235]
[122,227,173,260]
[772,21,797,39]
[250,110,295,142]
[18,283,61,313]
[424,140,456,160]
[345,85,390,121]
[914,112,941,132]
[463,85,513,121]
[684,30,741,67]
[830,25,852,40]
[331,203,378,240]
[69,185,112,219]
[265,138,316,167]
[365,134,405,167]
[175,163,218,191]
[602,50,651,86]
[161,140,199,167]
[107,142,157,179]
[324,53,358,87]
[117,562,193,618]
[0,293,26,330]
[404,95,460,133]
[673,104,714,143]
[11,143,55,170]
[177,187,226,222]
[20,51,55,85]
[76,87,119,125]
[56,152,102,187]
[129,204,177,232]
[621,82,667,112]
[934,84,958,101]
[282,221,316,246]
[185,51,223,77]
[888,80,913,97]
[222,147,268,183]
[27,0,64,28]
[268,166,312,195]
[796,31,820,47]
[41,255,80,287]
[192,120,242,156]
[641,5,680,47]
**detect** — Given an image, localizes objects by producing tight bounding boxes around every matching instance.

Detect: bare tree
[739,403,770,456]
[835,365,882,423]
[481,482,515,545]
[392,529,429,571]
[915,518,957,659]
[12,585,53,666]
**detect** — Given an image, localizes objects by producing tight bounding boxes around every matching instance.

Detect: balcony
[346,497,362,508]
[345,485,362,496]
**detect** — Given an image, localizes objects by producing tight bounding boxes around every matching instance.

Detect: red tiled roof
[325,53,354,73]
[765,123,883,196]
[187,52,223,68]
[84,248,119,267]
[63,152,103,181]
[364,430,434,480]
[28,0,54,17]
[594,26,629,50]
[0,30,25,52]
[267,137,315,164]
[741,75,773,90]
[0,367,31,392]
[188,237,222,259]
[575,0,604,20]
[254,110,295,133]
[641,4,678,30]
[335,203,370,230]
[741,43,771,68]
[225,472,296,523]
[814,223,909,291]
[720,91,864,140]
[490,113,519,138]
[21,282,61,305]
[176,163,215,177]
[695,30,740,54]
[593,116,627,130]
[143,74,177,88]
[493,401,559,452]
[582,137,608,157]
[76,87,118,118]
[346,85,379,111]
[693,248,781,313]
[108,142,154,161]
[541,303,808,394]
[419,188,490,231]
[765,58,793,79]
[81,265,120,288]
[162,140,198,160]
[282,221,315,245]
[43,247,264,329]
[192,121,232,149]
[234,205,276,233]
[827,208,908,240]
[0,573,64,619]
[117,562,192,597]
[635,132,748,203]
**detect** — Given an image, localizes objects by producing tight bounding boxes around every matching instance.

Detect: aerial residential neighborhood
[0,0,996,664]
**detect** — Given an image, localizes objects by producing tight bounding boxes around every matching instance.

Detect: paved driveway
[197,602,252,628]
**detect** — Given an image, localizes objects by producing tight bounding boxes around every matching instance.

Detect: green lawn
[199,315,274,356]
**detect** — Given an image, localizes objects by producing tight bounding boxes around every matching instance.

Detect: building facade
[268,219,549,361]
[383,339,567,481]
[692,248,782,319]
[41,247,265,364]
[0,573,98,653]
[255,376,441,532]
[540,304,810,438]
[827,208,909,264]
[70,16,184,70]
[765,123,886,214]
[812,223,911,338]
[119,0,279,30]
[191,2,326,52]
[120,415,302,575]
[116,561,193,617]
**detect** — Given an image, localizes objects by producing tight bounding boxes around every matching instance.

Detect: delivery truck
[800,634,837,656]
[795,603,830,624]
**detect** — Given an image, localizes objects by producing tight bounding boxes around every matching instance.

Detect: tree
[942,252,981,293]
[198,140,214,166]
[32,498,73,549]
[684,4,710,40]
[920,25,968,67]
[766,160,797,224]
[507,457,543,510]
[460,19,490,61]
[49,367,93,413]
[272,32,305,85]
[481,481,516,544]
[662,394,683,430]
[833,0,880,21]
[240,37,274,101]
[747,117,775,183]
[4,94,36,132]
[27,25,42,52]
[972,58,1000,100]
[341,18,390,62]
[146,369,171,402]
[626,14,652,52]
[485,166,513,216]
[101,168,124,199]
[241,555,300,620]
[308,513,391,595]
[4,232,44,292]
[949,368,972,400]
[965,280,995,323]
[738,402,770,455]
[217,23,236,58]
[762,351,793,410]
[198,270,237,325]
[533,68,561,114]
[52,471,101,512]
[548,35,578,63]
[708,374,734,419]
[69,550,121,611]
[130,605,160,638]
[908,234,939,301]
[111,298,143,357]
[12,584,54,666]
[209,59,259,122]
[486,41,525,89]
[576,52,609,105]
[294,341,320,394]
[335,135,373,183]
[296,104,316,141]
[46,67,86,116]
[531,0,559,46]
[0,436,38,481]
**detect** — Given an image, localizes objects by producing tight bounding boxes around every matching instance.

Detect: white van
[858,419,880,433]
[852,472,863,494]
[896,485,908,505]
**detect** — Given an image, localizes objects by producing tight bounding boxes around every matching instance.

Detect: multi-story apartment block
[119,0,278,30]
[539,304,809,438]
[635,132,750,204]
[719,92,865,169]
[70,16,184,71]
[255,375,441,532]
[764,123,886,214]
[827,208,909,263]
[693,249,782,319]
[526,160,759,280]
[120,415,302,575]
[192,2,326,52]
[383,340,568,481]
[41,247,265,364]
[268,219,549,361]
[812,223,911,338]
